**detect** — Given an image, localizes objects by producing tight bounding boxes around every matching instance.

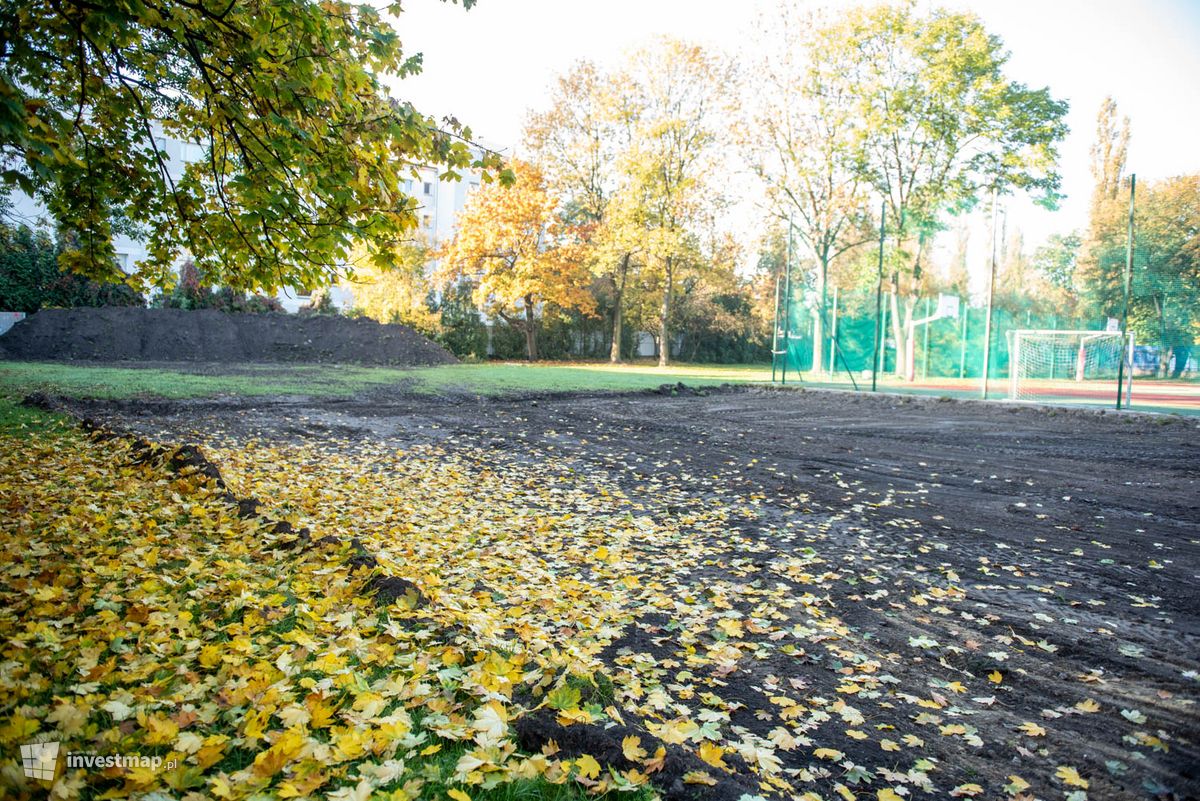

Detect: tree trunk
[523,294,538,361]
[658,257,673,368]
[610,253,630,364]
[890,278,907,379]
[888,292,919,381]
[1154,293,1169,378]
[812,257,828,374]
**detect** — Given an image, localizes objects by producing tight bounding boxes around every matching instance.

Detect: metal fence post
[981,190,1000,400]
[829,286,839,374]
[771,225,782,383]
[782,217,794,385]
[871,202,886,393]
[1116,174,1135,410]
[958,303,968,379]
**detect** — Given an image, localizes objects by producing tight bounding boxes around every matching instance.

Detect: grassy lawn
[0,360,772,438]
[0,360,772,402]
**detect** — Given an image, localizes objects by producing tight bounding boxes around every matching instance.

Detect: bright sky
[387,0,1200,263]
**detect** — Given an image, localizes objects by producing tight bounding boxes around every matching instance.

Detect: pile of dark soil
[0,307,457,366]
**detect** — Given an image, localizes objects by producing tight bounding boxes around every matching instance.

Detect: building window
[423,182,432,195]
[422,215,432,229]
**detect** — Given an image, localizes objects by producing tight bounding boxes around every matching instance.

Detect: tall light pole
[871,201,886,393]
[981,189,1002,400]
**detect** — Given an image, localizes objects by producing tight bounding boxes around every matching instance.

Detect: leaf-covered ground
[4,387,1199,801]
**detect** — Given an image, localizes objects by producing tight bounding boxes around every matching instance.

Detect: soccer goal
[1008,330,1134,404]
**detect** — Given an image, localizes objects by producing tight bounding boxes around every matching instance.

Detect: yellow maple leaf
[1056,765,1089,789]
[1074,698,1101,713]
[251,729,307,778]
[242,708,270,741]
[575,754,601,780]
[698,741,728,769]
[717,618,744,638]
[878,790,905,801]
[814,747,844,760]
[988,670,1003,684]
[198,644,223,668]
[622,735,647,762]
[1018,721,1046,737]
[649,718,700,745]
[194,736,229,770]
[447,789,471,801]
[683,770,717,786]
[472,702,508,744]
[1005,775,1031,794]
[143,713,180,745]
[306,695,336,729]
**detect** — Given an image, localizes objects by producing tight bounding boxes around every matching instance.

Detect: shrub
[160,261,284,314]
[244,294,285,314]
[0,224,144,312]
[436,283,488,359]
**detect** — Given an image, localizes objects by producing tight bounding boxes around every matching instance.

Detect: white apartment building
[404,165,482,252]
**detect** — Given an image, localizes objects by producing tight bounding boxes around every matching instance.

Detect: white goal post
[1008,330,1134,402]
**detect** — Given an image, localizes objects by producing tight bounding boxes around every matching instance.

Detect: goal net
[1008,330,1133,403]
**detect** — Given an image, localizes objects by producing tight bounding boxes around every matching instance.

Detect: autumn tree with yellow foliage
[438,161,595,361]
[342,241,440,336]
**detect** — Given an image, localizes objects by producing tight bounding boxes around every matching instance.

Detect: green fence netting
[770,260,1198,411]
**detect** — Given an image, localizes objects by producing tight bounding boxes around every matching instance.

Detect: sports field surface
[3,360,1196,801]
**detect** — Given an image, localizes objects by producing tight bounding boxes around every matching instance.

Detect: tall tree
[821,4,1069,379]
[343,240,439,335]
[525,61,640,362]
[1,0,502,290]
[739,6,872,373]
[437,160,594,361]
[1077,97,1133,320]
[618,39,728,366]
[1129,175,1200,375]
[1090,97,1131,204]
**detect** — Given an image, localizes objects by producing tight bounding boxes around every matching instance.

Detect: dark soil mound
[0,307,457,366]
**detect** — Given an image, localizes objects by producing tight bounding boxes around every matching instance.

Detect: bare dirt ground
[62,386,1200,800]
